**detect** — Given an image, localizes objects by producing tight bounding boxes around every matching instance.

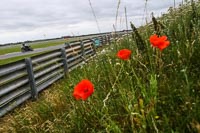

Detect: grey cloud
[0,0,93,30]
[0,0,184,44]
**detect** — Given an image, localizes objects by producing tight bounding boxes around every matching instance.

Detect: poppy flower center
[84,88,89,93]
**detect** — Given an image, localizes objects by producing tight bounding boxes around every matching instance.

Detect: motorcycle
[21,45,34,52]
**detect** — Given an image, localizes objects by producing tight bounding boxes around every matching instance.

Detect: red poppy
[73,79,94,100]
[117,49,132,60]
[149,34,170,51]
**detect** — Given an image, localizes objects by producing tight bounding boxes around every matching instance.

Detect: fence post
[60,47,68,75]
[101,36,104,45]
[91,39,97,54]
[80,41,85,56]
[108,35,111,45]
[25,58,38,100]
[102,36,105,45]
[99,36,103,46]
[105,35,108,44]
[65,42,70,48]
[105,35,107,44]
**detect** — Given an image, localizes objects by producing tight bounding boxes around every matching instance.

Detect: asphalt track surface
[0,44,65,60]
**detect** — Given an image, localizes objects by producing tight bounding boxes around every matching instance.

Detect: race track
[0,44,65,60]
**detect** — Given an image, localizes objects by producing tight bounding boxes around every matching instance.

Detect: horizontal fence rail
[0,32,128,117]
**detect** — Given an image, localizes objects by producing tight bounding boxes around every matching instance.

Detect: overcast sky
[0,0,183,44]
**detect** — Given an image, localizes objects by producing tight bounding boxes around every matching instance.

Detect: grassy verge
[0,1,200,133]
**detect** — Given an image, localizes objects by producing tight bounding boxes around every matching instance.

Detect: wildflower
[155,116,160,119]
[117,49,132,60]
[149,34,170,51]
[73,79,94,100]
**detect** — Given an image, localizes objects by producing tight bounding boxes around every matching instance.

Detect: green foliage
[0,1,200,133]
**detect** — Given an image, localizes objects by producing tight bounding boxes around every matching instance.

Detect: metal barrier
[0,33,125,117]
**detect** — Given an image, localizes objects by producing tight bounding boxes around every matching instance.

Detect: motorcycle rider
[21,43,33,52]
[21,43,27,48]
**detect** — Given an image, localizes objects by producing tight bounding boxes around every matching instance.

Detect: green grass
[0,1,200,133]
[0,51,51,65]
[0,36,98,65]
[0,39,67,55]
[0,35,96,55]
[0,39,67,65]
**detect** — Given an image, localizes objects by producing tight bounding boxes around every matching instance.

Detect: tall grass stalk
[115,0,121,31]
[88,0,101,33]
